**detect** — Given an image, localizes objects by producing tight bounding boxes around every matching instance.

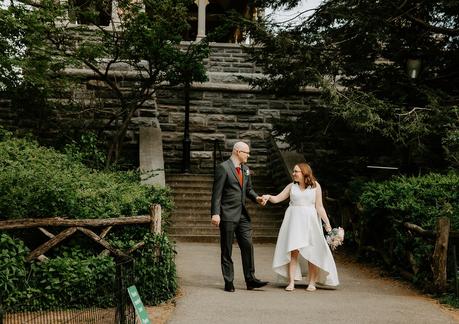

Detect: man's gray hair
[233,141,248,152]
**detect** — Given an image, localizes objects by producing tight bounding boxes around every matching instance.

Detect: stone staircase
[166,173,286,243]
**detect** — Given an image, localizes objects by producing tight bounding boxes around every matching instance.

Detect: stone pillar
[111,0,121,27]
[59,0,70,24]
[139,126,166,187]
[195,0,209,41]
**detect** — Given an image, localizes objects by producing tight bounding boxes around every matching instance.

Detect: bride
[263,163,339,291]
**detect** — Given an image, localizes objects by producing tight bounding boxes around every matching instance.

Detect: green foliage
[31,254,116,309]
[133,233,177,305]
[0,136,172,219]
[0,232,177,311]
[0,233,31,306]
[63,132,107,170]
[247,0,459,175]
[0,0,209,166]
[355,172,459,288]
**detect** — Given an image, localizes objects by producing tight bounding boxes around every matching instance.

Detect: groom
[211,141,268,292]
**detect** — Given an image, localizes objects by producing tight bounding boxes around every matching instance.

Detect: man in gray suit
[211,141,268,292]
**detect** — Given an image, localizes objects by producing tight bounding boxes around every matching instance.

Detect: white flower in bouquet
[326,227,345,250]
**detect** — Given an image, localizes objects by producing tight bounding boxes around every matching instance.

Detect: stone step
[169,234,277,244]
[171,219,282,226]
[166,173,284,242]
[169,225,280,236]
[171,215,284,222]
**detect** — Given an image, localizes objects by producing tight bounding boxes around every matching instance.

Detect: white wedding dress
[272,183,339,286]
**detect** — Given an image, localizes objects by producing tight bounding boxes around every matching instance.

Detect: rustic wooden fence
[0,204,162,262]
[404,216,458,295]
[0,204,162,324]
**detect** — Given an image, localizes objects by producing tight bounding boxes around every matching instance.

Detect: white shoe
[306,284,316,291]
[285,283,295,291]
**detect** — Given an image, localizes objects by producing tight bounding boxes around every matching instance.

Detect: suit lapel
[227,160,240,186]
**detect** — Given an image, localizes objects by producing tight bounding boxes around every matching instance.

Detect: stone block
[189,115,206,126]
[269,101,288,109]
[217,122,250,130]
[131,117,159,128]
[258,109,280,119]
[207,115,237,123]
[199,107,224,114]
[190,133,226,142]
[237,68,257,74]
[191,151,213,159]
[160,123,177,132]
[203,92,223,99]
[221,67,241,73]
[239,130,265,140]
[237,115,264,123]
[251,123,273,130]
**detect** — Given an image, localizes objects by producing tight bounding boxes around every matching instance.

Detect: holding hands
[256,195,271,206]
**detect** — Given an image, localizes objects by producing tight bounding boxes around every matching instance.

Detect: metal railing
[1,258,136,324]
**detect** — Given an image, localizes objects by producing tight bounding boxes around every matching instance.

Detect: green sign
[127,285,151,324]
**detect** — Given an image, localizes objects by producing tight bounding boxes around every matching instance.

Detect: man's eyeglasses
[238,150,250,155]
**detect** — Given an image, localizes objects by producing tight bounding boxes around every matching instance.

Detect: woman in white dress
[263,163,339,291]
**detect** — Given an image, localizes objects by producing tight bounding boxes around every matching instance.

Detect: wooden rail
[0,204,162,262]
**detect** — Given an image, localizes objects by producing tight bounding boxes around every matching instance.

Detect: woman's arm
[315,182,332,232]
[263,183,292,204]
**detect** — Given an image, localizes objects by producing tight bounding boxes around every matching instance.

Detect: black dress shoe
[246,279,268,290]
[224,282,235,292]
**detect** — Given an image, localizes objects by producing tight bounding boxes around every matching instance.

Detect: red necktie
[235,166,243,187]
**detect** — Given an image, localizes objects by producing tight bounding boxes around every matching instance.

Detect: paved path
[168,242,458,324]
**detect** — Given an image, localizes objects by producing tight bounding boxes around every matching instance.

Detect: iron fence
[1,257,137,324]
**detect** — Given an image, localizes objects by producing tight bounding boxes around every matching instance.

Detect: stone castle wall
[0,43,320,174]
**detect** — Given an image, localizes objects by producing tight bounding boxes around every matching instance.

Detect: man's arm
[211,163,226,217]
[245,168,260,203]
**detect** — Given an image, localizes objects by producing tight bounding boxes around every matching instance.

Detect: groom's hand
[256,196,267,206]
[211,214,220,226]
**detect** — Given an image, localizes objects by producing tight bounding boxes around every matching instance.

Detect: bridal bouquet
[326,227,345,250]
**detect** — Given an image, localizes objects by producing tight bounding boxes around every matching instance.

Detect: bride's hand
[324,224,332,233]
[262,194,271,204]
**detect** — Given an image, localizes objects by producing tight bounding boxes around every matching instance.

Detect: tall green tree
[0,0,209,166]
[247,0,458,181]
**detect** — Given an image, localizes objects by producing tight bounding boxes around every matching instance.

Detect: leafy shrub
[357,172,459,288]
[0,233,31,306]
[0,135,177,311]
[32,254,116,309]
[134,233,177,305]
[0,232,177,311]
[0,136,173,220]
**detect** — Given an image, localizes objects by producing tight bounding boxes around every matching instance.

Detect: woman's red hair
[296,163,317,188]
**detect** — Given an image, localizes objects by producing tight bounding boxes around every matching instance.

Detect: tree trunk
[432,217,450,292]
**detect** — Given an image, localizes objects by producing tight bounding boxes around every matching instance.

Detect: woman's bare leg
[286,250,299,291]
[307,261,318,291]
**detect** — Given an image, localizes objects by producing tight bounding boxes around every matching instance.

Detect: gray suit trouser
[219,213,255,284]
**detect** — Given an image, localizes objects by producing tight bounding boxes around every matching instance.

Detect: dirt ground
[146,300,176,324]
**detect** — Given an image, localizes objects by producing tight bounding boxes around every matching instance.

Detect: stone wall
[0,42,321,173]
[156,86,319,173]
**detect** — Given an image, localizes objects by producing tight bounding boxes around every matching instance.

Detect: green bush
[1,231,177,311]
[134,233,177,305]
[0,136,173,219]
[357,172,459,288]
[0,135,177,311]
[0,233,32,306]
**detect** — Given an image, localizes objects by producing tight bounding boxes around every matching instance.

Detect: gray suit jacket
[211,159,259,222]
